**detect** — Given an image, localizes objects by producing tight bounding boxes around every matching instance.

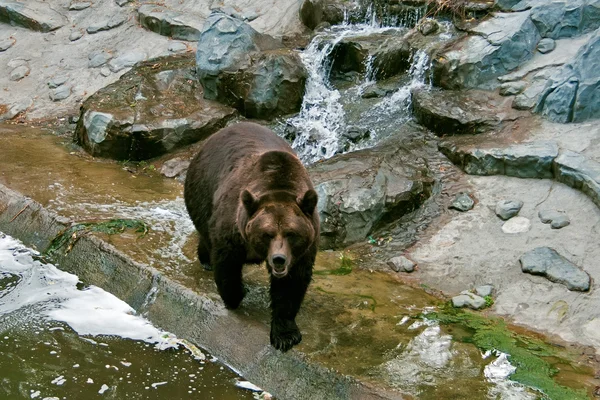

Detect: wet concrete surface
[1,123,598,399]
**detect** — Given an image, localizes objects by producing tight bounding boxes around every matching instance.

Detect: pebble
[538,209,570,229]
[168,42,188,53]
[0,38,15,52]
[452,291,486,310]
[160,158,190,178]
[87,14,127,34]
[418,18,439,36]
[387,256,416,273]
[499,81,527,96]
[116,0,132,6]
[69,2,92,10]
[537,38,556,54]
[50,85,71,101]
[495,199,523,220]
[100,67,111,77]
[88,50,113,68]
[475,284,493,297]
[48,75,68,88]
[69,30,84,41]
[9,65,30,81]
[449,193,475,212]
[8,58,28,68]
[501,217,531,234]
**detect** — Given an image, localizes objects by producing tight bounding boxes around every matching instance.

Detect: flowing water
[276,6,441,163]
[0,233,264,400]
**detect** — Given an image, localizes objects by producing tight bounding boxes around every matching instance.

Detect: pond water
[0,233,263,400]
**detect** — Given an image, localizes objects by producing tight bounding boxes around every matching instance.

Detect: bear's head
[240,189,318,278]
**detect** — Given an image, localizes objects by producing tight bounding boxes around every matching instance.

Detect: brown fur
[184,122,319,352]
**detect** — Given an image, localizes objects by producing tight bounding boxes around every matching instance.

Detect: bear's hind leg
[212,245,246,309]
[269,256,313,352]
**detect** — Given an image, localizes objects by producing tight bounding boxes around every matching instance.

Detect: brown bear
[184,122,319,352]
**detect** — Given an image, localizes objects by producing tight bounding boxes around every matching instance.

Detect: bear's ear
[299,189,318,216]
[241,190,258,216]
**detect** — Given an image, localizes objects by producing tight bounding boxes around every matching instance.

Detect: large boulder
[412,89,508,135]
[530,0,600,39]
[0,1,67,32]
[76,54,237,161]
[330,33,412,81]
[535,28,600,123]
[196,13,306,119]
[299,0,353,29]
[309,136,434,249]
[433,11,540,89]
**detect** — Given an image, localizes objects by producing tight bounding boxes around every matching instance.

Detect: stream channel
[0,4,598,400]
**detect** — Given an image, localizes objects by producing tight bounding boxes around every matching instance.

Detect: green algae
[313,252,353,276]
[45,219,148,256]
[424,304,589,400]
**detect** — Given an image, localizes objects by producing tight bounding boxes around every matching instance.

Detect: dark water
[0,234,259,400]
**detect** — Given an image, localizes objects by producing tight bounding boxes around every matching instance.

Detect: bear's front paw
[270,319,302,352]
[221,286,246,310]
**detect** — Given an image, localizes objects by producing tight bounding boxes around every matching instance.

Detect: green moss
[484,295,494,308]
[314,252,353,276]
[45,219,148,256]
[424,305,589,400]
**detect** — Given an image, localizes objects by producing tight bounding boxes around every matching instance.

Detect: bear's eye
[262,231,275,241]
[284,231,299,239]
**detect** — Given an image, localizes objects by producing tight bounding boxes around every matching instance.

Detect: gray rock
[168,42,188,53]
[7,58,26,68]
[499,81,527,96]
[49,85,71,101]
[538,209,570,230]
[495,199,523,220]
[76,54,237,160]
[520,247,590,291]
[433,11,540,89]
[449,193,475,212]
[502,216,531,234]
[88,50,113,68]
[439,141,559,179]
[452,292,486,309]
[9,65,29,81]
[536,29,600,123]
[69,2,91,10]
[309,138,433,249]
[160,158,190,178]
[48,75,68,89]
[343,126,370,143]
[530,0,600,39]
[512,80,547,110]
[0,1,67,32]
[299,0,347,30]
[87,14,127,34]
[412,89,502,136]
[387,256,416,273]
[196,14,303,120]
[417,18,439,36]
[475,284,493,297]
[330,33,411,81]
[138,4,206,41]
[553,150,600,208]
[115,0,131,6]
[69,29,84,41]
[0,38,15,52]
[495,0,523,10]
[537,38,556,54]
[100,67,111,77]
[0,98,32,121]
[108,50,147,73]
[361,85,390,99]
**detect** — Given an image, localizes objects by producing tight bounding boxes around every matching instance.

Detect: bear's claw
[270,320,302,352]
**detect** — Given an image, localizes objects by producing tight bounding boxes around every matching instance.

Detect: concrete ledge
[0,184,402,400]
[439,141,600,209]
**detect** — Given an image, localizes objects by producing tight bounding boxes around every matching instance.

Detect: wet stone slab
[520,247,591,292]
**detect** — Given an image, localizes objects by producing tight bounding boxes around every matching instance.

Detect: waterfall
[280,5,433,164]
